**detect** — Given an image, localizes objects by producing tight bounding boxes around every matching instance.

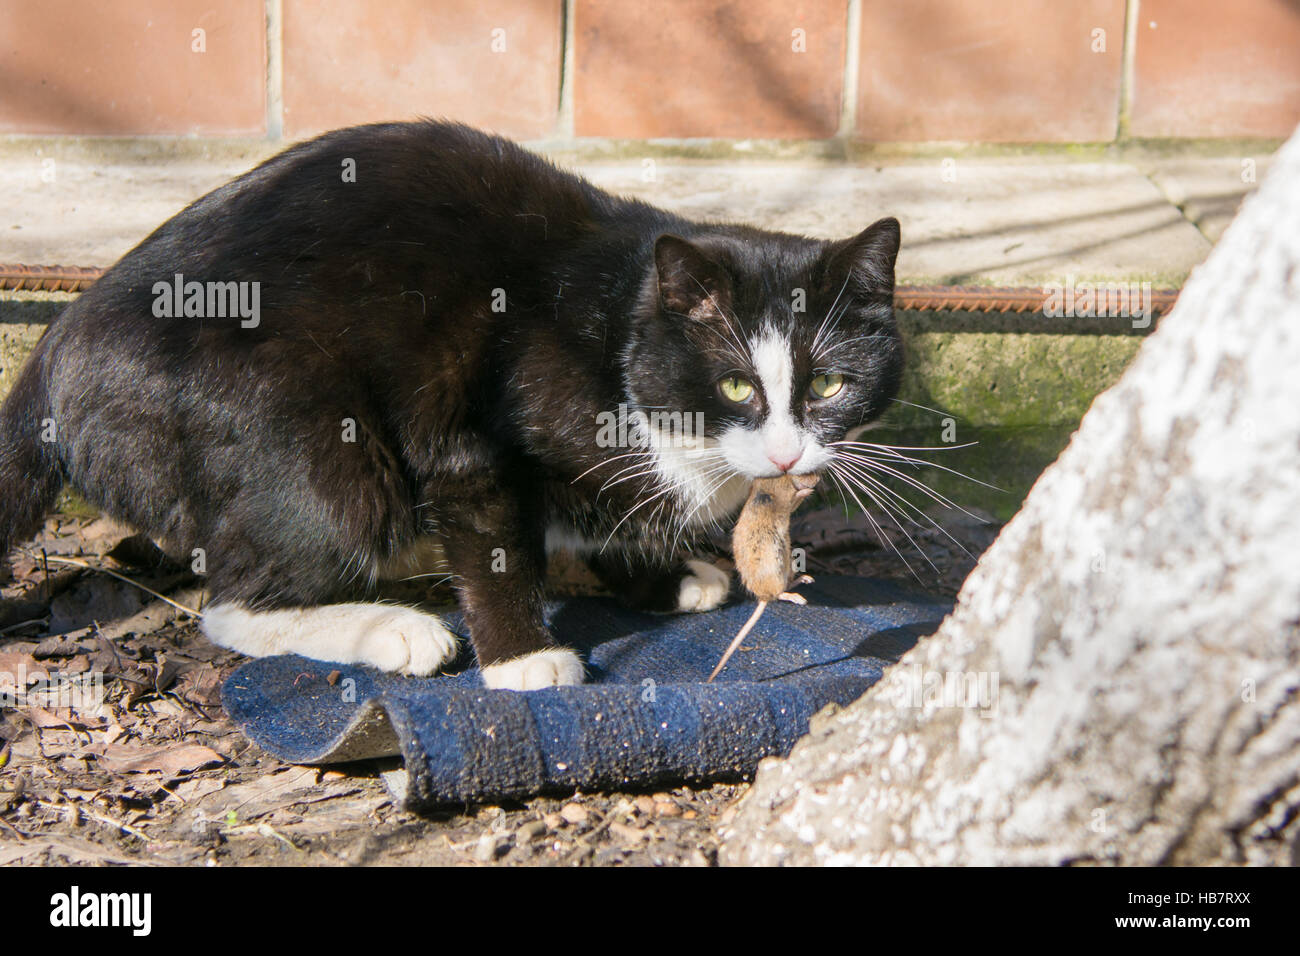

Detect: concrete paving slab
[0,151,268,266]
[581,159,1213,284]
[0,143,1260,285]
[1141,155,1273,242]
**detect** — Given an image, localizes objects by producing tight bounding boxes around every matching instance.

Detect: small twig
[156,782,185,805]
[223,822,299,851]
[37,800,154,844]
[35,554,203,617]
[83,809,154,844]
[0,813,28,841]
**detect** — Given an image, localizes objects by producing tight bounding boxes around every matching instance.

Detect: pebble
[609,821,649,843]
[560,802,589,825]
[542,812,563,829]
[654,800,681,817]
[517,819,548,842]
[474,833,509,862]
[633,795,656,815]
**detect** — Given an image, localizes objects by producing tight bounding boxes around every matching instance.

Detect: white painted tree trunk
[722,130,1300,866]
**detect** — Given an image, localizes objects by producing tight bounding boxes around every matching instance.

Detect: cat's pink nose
[768,454,800,473]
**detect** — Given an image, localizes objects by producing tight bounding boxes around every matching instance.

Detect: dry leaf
[0,651,46,688]
[96,742,224,776]
[22,704,107,730]
[192,766,357,821]
[168,777,226,803]
[97,600,183,641]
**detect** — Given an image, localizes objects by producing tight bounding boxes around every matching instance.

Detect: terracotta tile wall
[573,0,846,139]
[0,1,1295,141]
[1129,0,1300,139]
[855,0,1126,143]
[0,0,266,135]
[282,0,561,139]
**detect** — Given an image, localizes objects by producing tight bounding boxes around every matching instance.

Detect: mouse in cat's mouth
[707,473,820,682]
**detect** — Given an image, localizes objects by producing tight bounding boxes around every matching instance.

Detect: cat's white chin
[717,425,832,479]
[481,647,585,690]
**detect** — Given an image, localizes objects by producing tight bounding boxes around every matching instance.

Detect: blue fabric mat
[221,576,952,808]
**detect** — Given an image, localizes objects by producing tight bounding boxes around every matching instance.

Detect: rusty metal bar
[0,263,1180,315]
[897,284,1180,315]
[0,264,103,293]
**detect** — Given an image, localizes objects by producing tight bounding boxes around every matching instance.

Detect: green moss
[888,329,1142,429]
[848,323,1145,518]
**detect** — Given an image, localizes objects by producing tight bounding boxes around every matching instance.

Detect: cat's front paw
[361,608,461,676]
[676,559,731,612]
[481,647,585,691]
[200,602,460,676]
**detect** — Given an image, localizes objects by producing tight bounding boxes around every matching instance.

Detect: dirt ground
[0,495,1000,867]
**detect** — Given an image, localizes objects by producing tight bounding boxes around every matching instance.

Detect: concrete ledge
[1,141,1270,284]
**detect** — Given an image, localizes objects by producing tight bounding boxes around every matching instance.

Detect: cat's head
[625,217,903,485]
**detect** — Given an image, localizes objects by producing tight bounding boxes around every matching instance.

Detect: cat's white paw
[481,647,585,690]
[360,608,460,676]
[676,559,731,612]
[201,602,459,676]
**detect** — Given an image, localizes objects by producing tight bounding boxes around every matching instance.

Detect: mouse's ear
[820,216,900,297]
[654,234,734,320]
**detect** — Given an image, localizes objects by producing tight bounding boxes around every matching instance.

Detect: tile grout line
[265,0,284,140]
[556,0,576,139]
[1116,0,1139,142]
[837,0,863,140]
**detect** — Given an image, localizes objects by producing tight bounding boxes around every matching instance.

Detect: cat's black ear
[654,234,732,319]
[822,216,900,295]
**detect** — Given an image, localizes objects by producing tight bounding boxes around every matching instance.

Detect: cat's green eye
[809,373,845,400]
[718,375,755,404]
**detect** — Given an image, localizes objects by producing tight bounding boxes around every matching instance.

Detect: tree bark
[721,130,1300,866]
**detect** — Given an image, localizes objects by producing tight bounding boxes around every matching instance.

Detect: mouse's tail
[707,599,768,683]
[0,348,63,560]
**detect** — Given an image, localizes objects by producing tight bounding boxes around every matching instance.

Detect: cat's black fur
[0,121,902,670]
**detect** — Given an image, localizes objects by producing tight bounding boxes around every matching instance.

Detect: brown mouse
[707,472,820,682]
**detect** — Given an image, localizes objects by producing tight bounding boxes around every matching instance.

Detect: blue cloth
[221,576,951,808]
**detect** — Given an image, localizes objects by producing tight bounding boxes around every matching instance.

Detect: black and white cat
[0,121,903,690]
